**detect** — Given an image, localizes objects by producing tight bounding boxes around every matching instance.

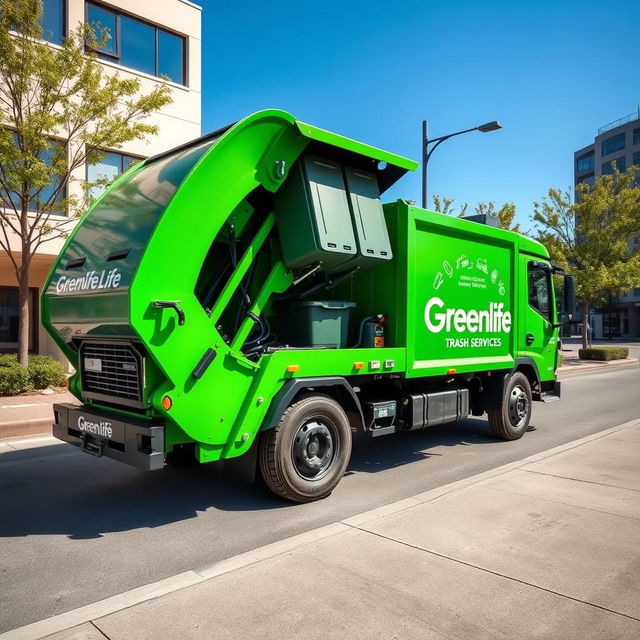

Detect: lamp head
[477,120,502,133]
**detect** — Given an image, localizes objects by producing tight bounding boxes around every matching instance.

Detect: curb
[0,419,51,441]
[557,357,639,376]
[3,417,638,640]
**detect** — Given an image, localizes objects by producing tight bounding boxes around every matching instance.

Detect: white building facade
[0,0,202,358]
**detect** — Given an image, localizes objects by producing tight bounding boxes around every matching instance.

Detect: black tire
[487,372,532,440]
[259,394,352,503]
[165,444,198,467]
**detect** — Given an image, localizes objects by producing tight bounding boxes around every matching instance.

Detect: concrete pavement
[4,418,638,640]
[558,337,640,375]
[0,391,77,440]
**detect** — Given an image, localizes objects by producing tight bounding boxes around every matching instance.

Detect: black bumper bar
[52,403,165,471]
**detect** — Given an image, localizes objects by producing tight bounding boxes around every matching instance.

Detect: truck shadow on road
[0,417,512,540]
[347,418,497,473]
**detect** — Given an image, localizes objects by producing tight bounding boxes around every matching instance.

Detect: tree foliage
[0,0,173,364]
[533,169,640,348]
[432,195,520,232]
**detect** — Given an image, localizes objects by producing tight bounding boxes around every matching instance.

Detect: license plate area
[53,403,164,471]
[79,432,107,457]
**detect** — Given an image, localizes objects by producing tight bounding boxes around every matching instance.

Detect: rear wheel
[488,372,532,440]
[259,394,352,502]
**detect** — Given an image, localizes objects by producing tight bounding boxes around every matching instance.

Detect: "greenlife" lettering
[424,297,512,334]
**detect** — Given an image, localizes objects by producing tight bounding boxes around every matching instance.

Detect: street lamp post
[421,119,502,209]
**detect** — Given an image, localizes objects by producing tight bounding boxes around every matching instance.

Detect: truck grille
[79,341,144,408]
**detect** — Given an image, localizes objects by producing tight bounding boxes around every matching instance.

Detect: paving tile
[483,468,640,521]
[95,528,640,640]
[363,483,640,619]
[523,428,640,491]
[43,622,106,639]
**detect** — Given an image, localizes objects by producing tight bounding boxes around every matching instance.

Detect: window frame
[576,151,594,174]
[41,0,67,45]
[84,1,187,86]
[527,262,553,324]
[85,147,146,198]
[1,131,68,217]
[601,156,626,175]
[601,132,625,157]
[0,286,39,354]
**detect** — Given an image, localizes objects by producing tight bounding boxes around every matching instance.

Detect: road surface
[0,366,638,632]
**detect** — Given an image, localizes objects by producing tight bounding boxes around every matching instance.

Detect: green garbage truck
[42,109,575,502]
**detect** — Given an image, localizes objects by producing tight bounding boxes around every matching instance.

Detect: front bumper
[52,403,164,471]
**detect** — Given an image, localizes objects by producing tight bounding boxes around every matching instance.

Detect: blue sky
[198,0,640,230]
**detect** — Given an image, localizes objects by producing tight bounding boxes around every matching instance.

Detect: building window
[85,2,186,85]
[0,287,38,353]
[576,152,594,173]
[40,0,65,45]
[602,157,626,175]
[86,149,143,199]
[2,134,66,214]
[576,171,594,186]
[601,132,625,156]
[633,151,640,167]
[634,128,640,145]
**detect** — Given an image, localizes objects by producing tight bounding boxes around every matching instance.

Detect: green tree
[432,195,520,232]
[533,169,640,349]
[431,195,468,218]
[0,0,172,365]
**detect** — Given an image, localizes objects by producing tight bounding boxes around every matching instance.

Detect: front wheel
[259,394,352,502]
[487,372,532,440]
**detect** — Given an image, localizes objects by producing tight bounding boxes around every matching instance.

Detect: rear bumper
[52,403,164,471]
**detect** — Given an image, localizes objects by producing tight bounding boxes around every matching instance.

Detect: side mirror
[555,275,576,326]
[563,275,576,319]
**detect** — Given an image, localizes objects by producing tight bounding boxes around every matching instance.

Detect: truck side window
[528,264,551,322]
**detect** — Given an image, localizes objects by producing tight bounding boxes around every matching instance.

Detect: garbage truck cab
[42,109,576,502]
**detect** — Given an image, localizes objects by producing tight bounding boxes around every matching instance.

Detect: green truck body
[42,109,575,501]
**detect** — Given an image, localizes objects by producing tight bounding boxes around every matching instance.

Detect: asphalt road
[1,366,639,633]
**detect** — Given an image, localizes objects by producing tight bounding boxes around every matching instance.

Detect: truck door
[521,258,556,380]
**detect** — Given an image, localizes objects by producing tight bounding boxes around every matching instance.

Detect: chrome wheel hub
[292,419,337,480]
[508,385,529,427]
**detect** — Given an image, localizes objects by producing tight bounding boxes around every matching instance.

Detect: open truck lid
[42,109,417,348]
[146,110,418,192]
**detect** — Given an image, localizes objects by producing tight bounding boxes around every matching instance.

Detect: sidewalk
[5,419,639,640]
[557,337,639,375]
[0,391,77,440]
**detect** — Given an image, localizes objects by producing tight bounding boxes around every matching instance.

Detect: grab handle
[153,300,185,326]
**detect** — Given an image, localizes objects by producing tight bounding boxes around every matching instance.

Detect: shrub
[0,354,66,395]
[0,361,33,395]
[578,347,629,361]
[27,356,66,389]
[0,353,17,367]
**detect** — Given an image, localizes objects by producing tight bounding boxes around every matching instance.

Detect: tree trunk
[581,300,590,351]
[17,261,30,367]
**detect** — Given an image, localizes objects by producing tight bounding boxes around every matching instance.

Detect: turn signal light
[286,364,300,373]
[447,368,457,375]
[353,362,365,370]
[161,395,173,410]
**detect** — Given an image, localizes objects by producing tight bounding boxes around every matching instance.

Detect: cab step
[540,381,561,403]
